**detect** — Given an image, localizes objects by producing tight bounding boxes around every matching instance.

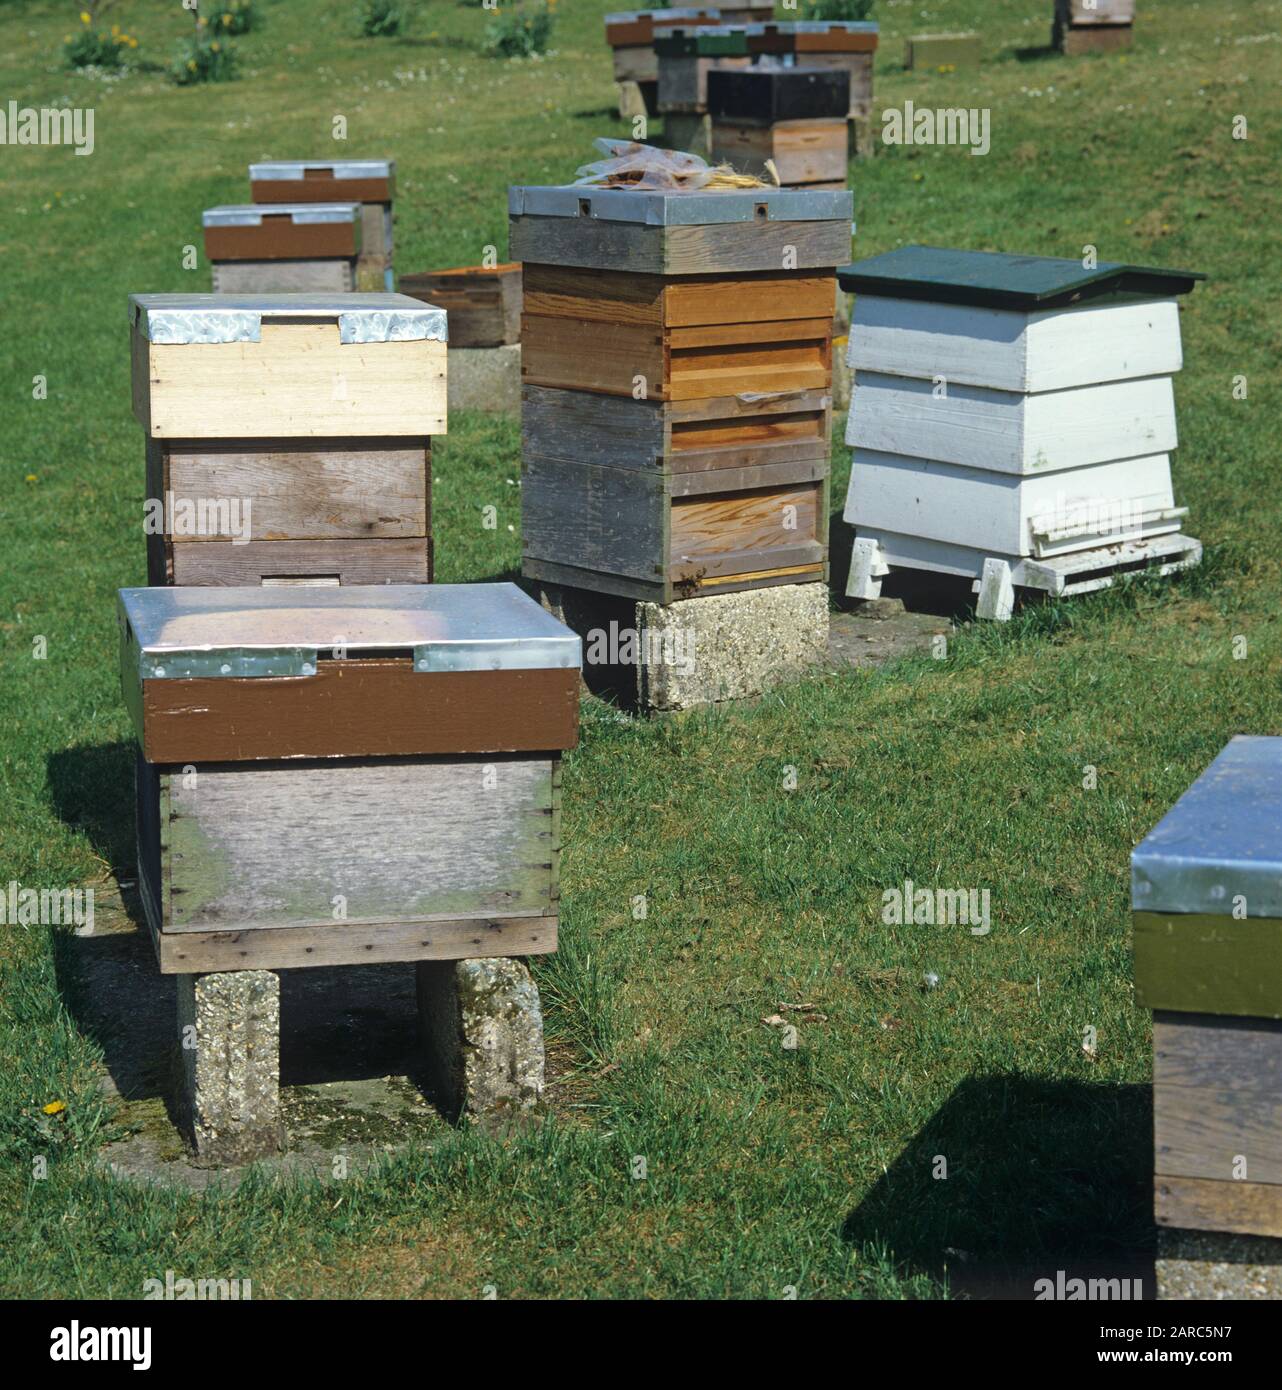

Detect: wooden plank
[510,215,853,276]
[156,913,556,974]
[669,457,827,496]
[668,317,832,350]
[400,264,521,348]
[250,175,393,204]
[672,543,826,583]
[671,481,823,562]
[1063,0,1135,24]
[712,119,849,187]
[665,271,835,327]
[521,455,668,583]
[163,439,429,541]
[139,662,580,763]
[168,537,431,587]
[1154,1176,1282,1240]
[1155,1085,1282,1186]
[1134,911,1282,1020]
[210,259,355,294]
[204,217,360,262]
[522,264,665,327]
[1154,1012,1282,1091]
[520,315,663,397]
[163,756,556,932]
[136,322,446,439]
[522,551,824,604]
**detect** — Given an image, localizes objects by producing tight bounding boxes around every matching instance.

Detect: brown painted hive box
[249,160,396,290]
[120,583,581,975]
[399,263,522,348]
[131,293,444,586]
[1132,735,1282,1240]
[203,203,362,294]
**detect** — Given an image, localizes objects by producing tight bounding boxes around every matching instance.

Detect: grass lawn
[1,0,1280,1298]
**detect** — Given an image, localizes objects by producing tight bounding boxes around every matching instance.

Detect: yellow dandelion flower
[129,37,138,46]
[80,11,91,23]
[43,1100,65,1115]
[111,23,120,35]
[26,473,38,483]
[212,41,220,51]
[188,59,197,70]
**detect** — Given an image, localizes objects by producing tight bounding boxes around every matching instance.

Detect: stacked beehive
[605,8,722,119]
[126,290,584,1154]
[512,182,853,709]
[839,246,1204,619]
[202,202,363,293]
[1132,737,1282,1297]
[655,24,751,155]
[400,264,524,415]
[708,67,850,189]
[1054,0,1134,55]
[249,159,397,291]
[132,293,443,586]
[746,20,879,156]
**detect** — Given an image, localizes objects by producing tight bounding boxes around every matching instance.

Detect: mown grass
[1,0,1280,1298]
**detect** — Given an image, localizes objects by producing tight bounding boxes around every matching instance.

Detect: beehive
[1054,0,1134,54]
[249,159,396,291]
[511,184,851,602]
[131,292,446,586]
[400,264,522,348]
[709,67,850,189]
[1132,737,1282,1240]
[203,203,361,293]
[745,20,880,125]
[120,583,580,974]
[839,246,1204,616]
[654,25,752,116]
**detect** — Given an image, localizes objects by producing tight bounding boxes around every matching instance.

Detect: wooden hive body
[841,246,1202,573]
[709,67,850,188]
[655,27,751,115]
[513,185,851,603]
[204,203,362,295]
[131,293,445,586]
[122,584,580,974]
[400,263,522,348]
[249,160,396,291]
[1133,737,1282,1241]
[746,22,879,121]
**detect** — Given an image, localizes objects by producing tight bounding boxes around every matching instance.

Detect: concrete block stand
[1157,1228,1282,1300]
[448,343,522,416]
[177,970,284,1166]
[416,958,545,1126]
[539,579,830,713]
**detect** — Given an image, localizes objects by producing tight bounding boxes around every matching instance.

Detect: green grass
[2,0,1280,1298]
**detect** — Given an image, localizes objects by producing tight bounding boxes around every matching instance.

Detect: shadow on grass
[42,742,445,1124]
[842,1073,1155,1299]
[1013,45,1062,63]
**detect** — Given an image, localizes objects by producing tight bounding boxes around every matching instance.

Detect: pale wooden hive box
[120,583,581,975]
[512,184,852,602]
[131,293,445,586]
[840,246,1205,599]
[249,160,396,292]
[1131,736,1282,1241]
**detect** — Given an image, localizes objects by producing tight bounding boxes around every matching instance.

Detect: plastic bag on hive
[573,137,777,191]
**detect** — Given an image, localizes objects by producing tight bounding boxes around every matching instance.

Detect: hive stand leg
[416,958,545,1127]
[974,557,1016,621]
[176,970,284,1166]
[1156,1228,1282,1300]
[846,537,888,600]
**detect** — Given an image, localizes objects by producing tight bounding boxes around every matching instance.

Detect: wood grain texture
[160,439,429,541]
[152,913,557,974]
[134,321,446,439]
[521,384,831,475]
[400,264,521,348]
[670,481,822,561]
[166,537,431,587]
[250,175,393,203]
[522,552,824,603]
[1154,1013,1282,1091]
[134,661,580,763]
[711,119,849,187]
[210,259,355,294]
[159,756,556,932]
[1154,1176,1282,1240]
[510,216,852,276]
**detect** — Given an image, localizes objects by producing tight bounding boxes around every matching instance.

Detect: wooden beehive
[513,184,850,603]
[1132,736,1282,1240]
[745,21,880,123]
[131,293,445,585]
[399,263,522,348]
[249,159,396,291]
[840,246,1204,601]
[203,203,361,294]
[121,583,580,974]
[708,67,850,188]
[604,8,722,83]
[522,386,831,602]
[654,25,751,115]
[1054,0,1134,53]
[904,32,981,69]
